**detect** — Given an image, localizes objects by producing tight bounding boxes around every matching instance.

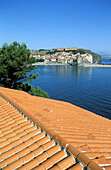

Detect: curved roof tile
[0,87,110,169]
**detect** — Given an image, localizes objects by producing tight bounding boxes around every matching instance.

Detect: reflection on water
[76,66,92,79]
[29,65,111,119]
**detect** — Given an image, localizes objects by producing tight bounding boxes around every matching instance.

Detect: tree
[36,58,44,62]
[0,41,49,98]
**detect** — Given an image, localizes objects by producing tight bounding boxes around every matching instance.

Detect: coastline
[32,62,111,67]
[32,62,68,66]
[83,63,111,67]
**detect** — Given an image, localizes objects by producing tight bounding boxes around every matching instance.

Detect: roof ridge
[0,91,102,169]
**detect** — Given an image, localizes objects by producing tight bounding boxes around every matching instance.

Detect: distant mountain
[96,51,111,57]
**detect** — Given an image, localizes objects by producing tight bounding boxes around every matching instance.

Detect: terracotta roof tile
[5,154,19,164]
[33,165,45,170]
[17,130,27,137]
[11,138,23,147]
[13,115,24,121]
[85,152,111,159]
[41,158,54,169]
[0,144,12,153]
[46,144,61,156]
[1,166,10,170]
[93,156,111,165]
[33,146,44,156]
[17,147,30,157]
[3,128,13,135]
[4,117,13,122]
[14,142,26,152]
[17,166,26,170]
[77,144,91,151]
[9,122,18,129]
[88,161,102,170]
[92,147,111,152]
[4,131,16,138]
[8,159,23,169]
[50,165,60,170]
[11,112,21,118]
[0,160,7,169]
[57,155,75,169]
[0,136,6,142]
[37,135,50,146]
[0,140,9,148]
[21,121,33,130]
[18,120,30,127]
[24,137,34,147]
[16,117,27,124]
[28,142,39,151]
[76,153,90,165]
[42,139,55,150]
[2,115,9,119]
[21,133,31,141]
[0,87,106,169]
[36,152,48,163]
[2,148,15,158]
[24,158,39,169]
[24,125,37,133]
[67,145,81,157]
[0,133,4,138]
[21,152,34,163]
[7,110,18,116]
[0,154,4,162]
[68,163,84,170]
[50,150,67,164]
[14,127,23,133]
[1,125,11,132]
[28,128,41,137]
[32,132,45,142]
[8,135,19,143]
[102,166,111,169]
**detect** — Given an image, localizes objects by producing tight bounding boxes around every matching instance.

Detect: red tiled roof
[0,87,110,169]
[57,48,78,50]
[0,96,82,170]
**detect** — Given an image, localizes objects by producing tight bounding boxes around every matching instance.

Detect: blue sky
[0,0,111,55]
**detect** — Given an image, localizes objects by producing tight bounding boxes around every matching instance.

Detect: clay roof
[0,95,80,170]
[0,87,111,169]
[57,48,78,50]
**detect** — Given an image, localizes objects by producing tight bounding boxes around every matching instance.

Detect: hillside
[31,48,102,64]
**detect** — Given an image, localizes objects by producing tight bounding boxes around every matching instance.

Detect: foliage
[73,59,77,62]
[46,51,55,55]
[46,49,58,55]
[72,49,90,54]
[36,58,44,62]
[18,83,49,98]
[39,49,48,52]
[0,41,49,98]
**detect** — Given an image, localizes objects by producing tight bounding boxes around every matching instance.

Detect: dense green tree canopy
[0,41,49,98]
[36,58,44,62]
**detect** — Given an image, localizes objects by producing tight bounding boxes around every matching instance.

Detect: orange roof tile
[42,158,54,169]
[24,158,39,169]
[68,163,84,170]
[57,156,75,169]
[0,87,109,169]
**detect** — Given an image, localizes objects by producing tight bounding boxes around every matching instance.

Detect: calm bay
[29,65,111,119]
